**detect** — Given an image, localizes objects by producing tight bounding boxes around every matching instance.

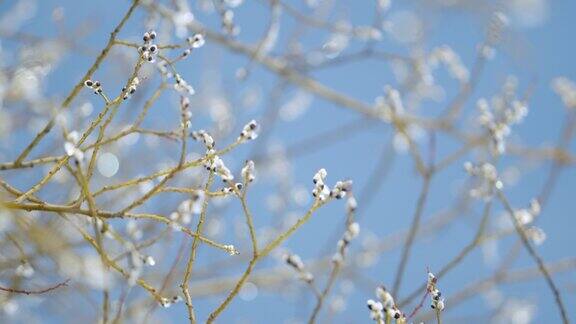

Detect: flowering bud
[143,255,156,266]
[224,244,239,255]
[241,160,256,183]
[141,30,158,63]
[192,130,215,149]
[174,74,195,95]
[238,120,259,143]
[84,79,103,95]
[15,262,35,278]
[283,253,304,271]
[187,34,205,48]
[122,77,140,100]
[366,299,384,321]
[346,196,358,213]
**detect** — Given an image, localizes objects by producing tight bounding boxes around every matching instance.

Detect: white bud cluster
[191,130,215,149]
[375,286,394,313]
[333,222,360,264]
[346,195,358,214]
[64,130,84,165]
[159,297,171,308]
[331,180,353,199]
[142,255,156,266]
[366,299,385,322]
[188,34,205,48]
[126,220,143,240]
[170,192,204,225]
[322,32,350,58]
[84,79,102,94]
[367,293,404,323]
[183,34,205,57]
[526,226,547,246]
[312,168,330,201]
[284,253,303,270]
[429,45,469,83]
[428,272,445,312]
[552,77,576,109]
[238,120,259,143]
[477,94,528,155]
[15,262,35,278]
[224,244,239,256]
[157,61,173,78]
[204,155,234,181]
[122,77,140,100]
[126,244,147,286]
[283,253,314,283]
[221,182,243,195]
[139,30,158,63]
[502,197,544,245]
[477,98,507,154]
[353,25,382,41]
[487,11,508,45]
[480,11,508,60]
[514,198,541,226]
[180,96,192,128]
[464,162,498,182]
[375,85,405,122]
[241,160,256,183]
[374,286,403,321]
[159,295,183,309]
[174,74,195,95]
[464,161,503,199]
[221,9,240,36]
[311,169,354,203]
[386,86,405,113]
[95,218,112,237]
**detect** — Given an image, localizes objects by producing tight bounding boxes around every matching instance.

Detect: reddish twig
[408,268,433,319]
[0,279,71,295]
[408,286,430,319]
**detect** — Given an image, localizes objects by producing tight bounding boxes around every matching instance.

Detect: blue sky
[1,0,575,323]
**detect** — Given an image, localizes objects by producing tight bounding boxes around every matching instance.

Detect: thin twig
[392,175,431,297]
[0,279,71,295]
